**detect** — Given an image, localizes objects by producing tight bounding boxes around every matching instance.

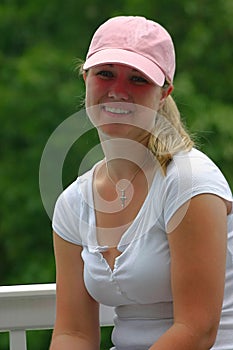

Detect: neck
[102,138,150,180]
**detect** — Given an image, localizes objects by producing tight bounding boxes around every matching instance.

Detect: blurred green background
[0,0,232,348]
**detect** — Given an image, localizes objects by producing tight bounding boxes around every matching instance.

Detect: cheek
[134,89,161,130]
[133,86,161,109]
[85,77,108,107]
[85,81,95,108]
[138,95,161,115]
[85,80,104,126]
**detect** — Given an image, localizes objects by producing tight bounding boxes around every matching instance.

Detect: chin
[98,123,132,139]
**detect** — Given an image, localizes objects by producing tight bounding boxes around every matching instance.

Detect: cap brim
[83,48,165,87]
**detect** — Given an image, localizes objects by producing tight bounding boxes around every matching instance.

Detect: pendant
[119,189,127,208]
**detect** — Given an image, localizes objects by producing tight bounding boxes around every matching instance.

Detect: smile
[103,106,132,115]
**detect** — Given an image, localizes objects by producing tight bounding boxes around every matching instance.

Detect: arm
[50,232,100,350]
[149,194,228,350]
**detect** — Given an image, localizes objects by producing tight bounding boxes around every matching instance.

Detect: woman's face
[84,64,167,141]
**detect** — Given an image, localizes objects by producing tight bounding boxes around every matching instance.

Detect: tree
[0,0,232,348]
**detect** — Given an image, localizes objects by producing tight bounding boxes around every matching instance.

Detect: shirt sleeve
[52,181,83,245]
[163,149,233,232]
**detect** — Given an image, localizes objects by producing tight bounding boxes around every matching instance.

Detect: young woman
[50,16,233,349]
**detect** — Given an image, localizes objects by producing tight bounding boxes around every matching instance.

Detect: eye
[96,70,114,79]
[131,75,149,84]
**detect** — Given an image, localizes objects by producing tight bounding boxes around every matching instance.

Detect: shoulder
[167,148,232,195]
[55,160,100,211]
[52,162,99,244]
[161,148,232,227]
[168,148,220,176]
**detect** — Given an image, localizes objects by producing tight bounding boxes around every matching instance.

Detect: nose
[108,80,129,100]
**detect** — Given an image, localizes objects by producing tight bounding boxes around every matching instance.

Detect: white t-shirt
[52,148,233,350]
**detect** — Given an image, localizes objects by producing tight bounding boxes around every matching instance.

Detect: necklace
[106,156,149,208]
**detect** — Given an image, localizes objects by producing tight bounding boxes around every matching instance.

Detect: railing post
[10,330,27,350]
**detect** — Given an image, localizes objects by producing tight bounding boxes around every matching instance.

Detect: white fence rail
[0,284,115,350]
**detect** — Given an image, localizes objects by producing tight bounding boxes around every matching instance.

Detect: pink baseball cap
[83,16,176,87]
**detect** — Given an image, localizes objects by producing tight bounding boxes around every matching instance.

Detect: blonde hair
[148,94,194,175]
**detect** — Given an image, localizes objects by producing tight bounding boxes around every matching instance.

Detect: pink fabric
[83,16,176,86]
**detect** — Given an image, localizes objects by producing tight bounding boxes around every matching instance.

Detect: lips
[104,106,131,114]
[101,102,134,117]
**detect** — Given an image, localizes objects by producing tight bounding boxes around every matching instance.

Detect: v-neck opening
[88,160,159,253]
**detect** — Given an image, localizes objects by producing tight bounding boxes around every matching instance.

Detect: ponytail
[148,95,194,175]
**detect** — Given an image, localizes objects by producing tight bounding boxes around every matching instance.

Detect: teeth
[104,106,130,114]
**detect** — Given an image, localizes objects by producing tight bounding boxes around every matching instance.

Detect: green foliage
[0,0,232,348]
[100,326,114,350]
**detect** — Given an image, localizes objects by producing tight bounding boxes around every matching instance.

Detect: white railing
[0,284,115,350]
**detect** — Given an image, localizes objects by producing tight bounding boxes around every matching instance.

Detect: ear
[166,84,174,96]
[162,84,174,99]
[83,71,87,82]
[159,84,174,109]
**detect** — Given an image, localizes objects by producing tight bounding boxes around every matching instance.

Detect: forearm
[50,333,99,350]
[149,323,215,350]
